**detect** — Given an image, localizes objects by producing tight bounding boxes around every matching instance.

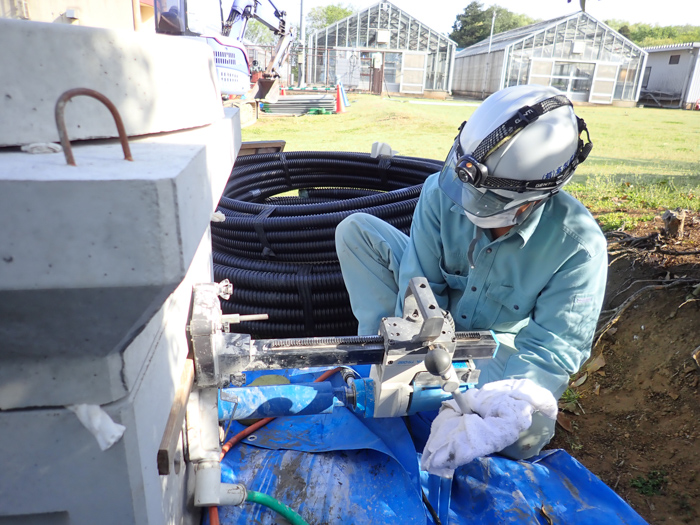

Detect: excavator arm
[154,0,295,102]
[222,0,296,102]
[223,0,287,38]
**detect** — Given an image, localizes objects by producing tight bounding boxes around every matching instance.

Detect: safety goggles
[438,141,522,217]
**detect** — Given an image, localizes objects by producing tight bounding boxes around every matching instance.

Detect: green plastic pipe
[246,490,309,525]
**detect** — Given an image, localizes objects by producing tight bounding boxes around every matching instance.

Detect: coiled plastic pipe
[212,150,442,338]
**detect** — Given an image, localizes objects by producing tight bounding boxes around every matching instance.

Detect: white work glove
[420,379,558,478]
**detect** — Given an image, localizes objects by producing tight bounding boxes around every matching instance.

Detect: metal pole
[481,10,496,99]
[298,0,306,86]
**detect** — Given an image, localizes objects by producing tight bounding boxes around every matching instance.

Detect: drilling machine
[174,276,497,522]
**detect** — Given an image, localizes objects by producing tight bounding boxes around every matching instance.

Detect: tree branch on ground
[594,281,697,348]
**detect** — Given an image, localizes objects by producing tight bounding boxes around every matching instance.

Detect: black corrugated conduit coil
[212,150,443,339]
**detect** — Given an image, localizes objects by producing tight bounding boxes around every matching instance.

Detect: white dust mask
[465,207,521,229]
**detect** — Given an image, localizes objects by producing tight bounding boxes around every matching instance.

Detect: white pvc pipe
[194,463,248,507]
[194,461,222,507]
[220,483,247,506]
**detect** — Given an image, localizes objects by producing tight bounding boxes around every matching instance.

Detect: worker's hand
[420,379,557,478]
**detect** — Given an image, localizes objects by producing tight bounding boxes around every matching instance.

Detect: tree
[604,20,698,47]
[306,3,355,34]
[244,19,277,45]
[449,2,535,48]
[617,25,631,39]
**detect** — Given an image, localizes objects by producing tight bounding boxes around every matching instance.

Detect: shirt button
[471,286,477,292]
[461,314,467,319]
[455,270,461,275]
[514,305,519,310]
[486,248,492,254]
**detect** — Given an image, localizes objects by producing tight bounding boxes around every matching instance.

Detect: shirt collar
[512,200,547,247]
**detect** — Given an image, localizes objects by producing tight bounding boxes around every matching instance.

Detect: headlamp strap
[576,116,593,164]
[471,95,572,163]
[479,114,594,193]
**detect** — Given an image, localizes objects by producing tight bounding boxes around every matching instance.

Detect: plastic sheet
[210,369,648,525]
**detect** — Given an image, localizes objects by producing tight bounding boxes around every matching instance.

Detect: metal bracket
[379,277,455,366]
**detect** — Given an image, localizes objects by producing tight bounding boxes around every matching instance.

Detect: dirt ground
[548,210,700,524]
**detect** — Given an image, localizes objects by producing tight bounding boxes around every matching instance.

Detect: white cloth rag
[20,142,63,154]
[67,404,126,451]
[421,379,558,478]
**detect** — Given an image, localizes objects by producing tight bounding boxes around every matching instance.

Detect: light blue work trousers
[336,213,555,460]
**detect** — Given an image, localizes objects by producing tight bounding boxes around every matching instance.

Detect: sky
[288,0,700,36]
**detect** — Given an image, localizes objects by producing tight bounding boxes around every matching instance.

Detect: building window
[550,61,595,95]
[669,54,680,65]
[642,66,651,88]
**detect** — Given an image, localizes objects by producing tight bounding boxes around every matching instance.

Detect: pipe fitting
[220,483,247,506]
[194,461,222,507]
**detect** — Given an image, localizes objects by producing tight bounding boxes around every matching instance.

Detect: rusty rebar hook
[55,88,133,166]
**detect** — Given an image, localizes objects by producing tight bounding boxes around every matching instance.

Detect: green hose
[246,490,309,525]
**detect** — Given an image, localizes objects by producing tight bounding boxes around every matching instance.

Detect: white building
[453,11,647,105]
[305,1,457,95]
[640,42,700,109]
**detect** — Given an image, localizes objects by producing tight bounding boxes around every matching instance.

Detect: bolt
[218,280,233,299]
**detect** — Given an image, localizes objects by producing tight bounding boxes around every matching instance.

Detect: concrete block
[0,110,241,361]
[0,18,224,147]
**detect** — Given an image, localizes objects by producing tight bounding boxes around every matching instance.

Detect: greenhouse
[452,12,647,104]
[304,1,457,95]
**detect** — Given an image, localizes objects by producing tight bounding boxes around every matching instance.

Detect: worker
[335,84,608,461]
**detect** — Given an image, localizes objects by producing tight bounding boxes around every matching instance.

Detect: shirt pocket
[482,284,536,329]
[567,293,600,343]
[438,257,470,318]
[438,257,469,291]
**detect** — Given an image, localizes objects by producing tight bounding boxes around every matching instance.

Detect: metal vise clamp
[370,277,474,418]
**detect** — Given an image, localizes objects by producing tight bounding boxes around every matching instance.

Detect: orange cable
[210,367,343,523]
[208,505,220,525]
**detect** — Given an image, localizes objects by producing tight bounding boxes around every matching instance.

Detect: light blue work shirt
[336,172,608,398]
[396,173,608,397]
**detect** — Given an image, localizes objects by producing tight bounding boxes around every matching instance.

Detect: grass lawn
[242,94,475,160]
[242,93,700,228]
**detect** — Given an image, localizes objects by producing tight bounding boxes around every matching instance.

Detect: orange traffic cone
[280,85,286,96]
[335,83,345,113]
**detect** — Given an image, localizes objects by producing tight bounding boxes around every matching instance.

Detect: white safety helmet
[438,85,592,223]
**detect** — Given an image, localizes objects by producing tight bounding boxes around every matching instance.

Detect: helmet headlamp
[455,154,489,187]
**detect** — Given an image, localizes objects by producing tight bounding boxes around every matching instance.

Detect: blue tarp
[209,368,648,525]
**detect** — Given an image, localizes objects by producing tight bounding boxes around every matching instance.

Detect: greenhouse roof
[308,1,457,46]
[456,13,575,57]
[454,11,644,58]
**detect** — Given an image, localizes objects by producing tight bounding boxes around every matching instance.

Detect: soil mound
[549,211,700,524]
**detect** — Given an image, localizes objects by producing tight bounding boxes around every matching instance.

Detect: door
[589,63,619,104]
[370,52,384,94]
[400,52,427,94]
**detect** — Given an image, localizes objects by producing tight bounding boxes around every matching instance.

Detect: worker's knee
[336,213,408,266]
[498,411,556,461]
[336,212,371,247]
